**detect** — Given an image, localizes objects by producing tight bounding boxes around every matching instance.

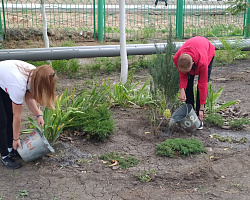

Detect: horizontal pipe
[0,39,249,61]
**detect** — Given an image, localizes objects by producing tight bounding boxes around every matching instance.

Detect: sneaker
[197,121,203,130]
[9,149,21,158]
[1,155,22,169]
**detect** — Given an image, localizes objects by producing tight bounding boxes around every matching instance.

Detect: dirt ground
[0,43,250,200]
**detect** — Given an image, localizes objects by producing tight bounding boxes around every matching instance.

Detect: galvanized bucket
[17,128,54,162]
[169,103,201,132]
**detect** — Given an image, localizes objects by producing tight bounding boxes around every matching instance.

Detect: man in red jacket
[173,36,215,129]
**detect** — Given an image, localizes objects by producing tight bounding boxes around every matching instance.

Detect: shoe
[1,155,22,169]
[9,149,21,158]
[197,121,203,130]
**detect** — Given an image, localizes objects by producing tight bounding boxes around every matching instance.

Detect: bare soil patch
[1,51,250,200]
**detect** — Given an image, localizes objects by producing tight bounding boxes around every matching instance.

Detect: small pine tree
[149,24,179,109]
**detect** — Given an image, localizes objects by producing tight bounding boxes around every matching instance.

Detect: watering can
[17,128,54,162]
[169,103,201,132]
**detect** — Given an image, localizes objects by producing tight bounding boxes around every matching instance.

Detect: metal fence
[0,0,249,43]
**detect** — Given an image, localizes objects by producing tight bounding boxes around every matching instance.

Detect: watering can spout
[168,118,176,129]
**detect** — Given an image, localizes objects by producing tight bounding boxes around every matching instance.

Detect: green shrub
[156,138,207,158]
[206,113,225,127]
[28,59,81,78]
[99,151,140,169]
[83,104,115,141]
[52,59,81,78]
[229,118,250,130]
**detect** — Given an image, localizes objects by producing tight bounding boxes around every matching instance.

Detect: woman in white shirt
[0,60,57,169]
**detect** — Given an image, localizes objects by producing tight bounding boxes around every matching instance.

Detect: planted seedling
[136,169,156,183]
[17,190,28,198]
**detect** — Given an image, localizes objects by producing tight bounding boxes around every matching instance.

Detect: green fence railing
[0,0,248,43]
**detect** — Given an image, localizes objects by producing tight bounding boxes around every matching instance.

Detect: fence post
[176,0,184,39]
[93,0,96,40]
[0,0,6,41]
[98,0,103,42]
[245,0,250,38]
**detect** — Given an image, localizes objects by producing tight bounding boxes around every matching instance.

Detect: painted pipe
[0,39,249,61]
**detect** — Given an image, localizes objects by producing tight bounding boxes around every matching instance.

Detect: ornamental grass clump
[156,138,207,158]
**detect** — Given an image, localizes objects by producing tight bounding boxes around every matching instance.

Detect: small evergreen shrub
[99,151,140,169]
[83,104,115,141]
[156,138,207,158]
[149,23,179,109]
[206,113,225,127]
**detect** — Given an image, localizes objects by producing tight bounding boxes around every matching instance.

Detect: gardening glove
[178,88,186,102]
[37,115,44,127]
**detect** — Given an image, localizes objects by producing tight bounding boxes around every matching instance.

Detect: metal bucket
[170,104,201,132]
[17,128,54,162]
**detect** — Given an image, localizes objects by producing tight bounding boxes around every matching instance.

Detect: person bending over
[0,60,57,169]
[173,36,215,129]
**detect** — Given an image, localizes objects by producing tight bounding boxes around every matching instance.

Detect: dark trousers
[0,88,13,157]
[185,57,214,115]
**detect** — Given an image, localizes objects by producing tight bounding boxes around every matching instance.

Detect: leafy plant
[103,77,155,107]
[86,57,121,74]
[28,89,82,144]
[52,59,81,78]
[210,134,246,144]
[206,113,225,127]
[28,59,81,78]
[210,134,232,143]
[99,151,140,169]
[136,169,156,183]
[17,190,28,198]
[156,138,207,158]
[226,0,250,15]
[206,82,237,113]
[27,82,110,143]
[0,196,4,200]
[229,118,250,130]
[214,37,247,67]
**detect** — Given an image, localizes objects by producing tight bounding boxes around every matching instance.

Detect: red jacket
[173,36,215,105]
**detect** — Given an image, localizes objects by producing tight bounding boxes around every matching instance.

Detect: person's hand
[178,88,186,102]
[198,110,204,122]
[13,139,22,150]
[37,115,44,127]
